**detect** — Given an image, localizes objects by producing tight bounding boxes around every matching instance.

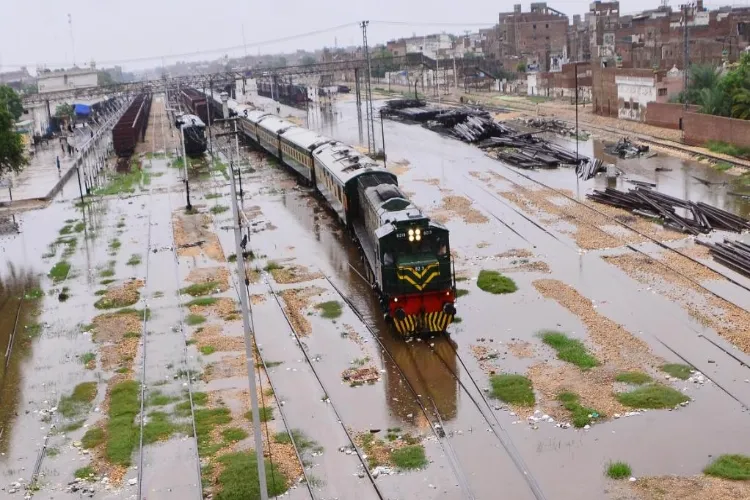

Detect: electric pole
[682,3,691,141]
[361,20,376,155]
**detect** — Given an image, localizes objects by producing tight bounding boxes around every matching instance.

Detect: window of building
[658,88,667,96]
[623,101,631,109]
[632,102,640,110]
[533,24,536,29]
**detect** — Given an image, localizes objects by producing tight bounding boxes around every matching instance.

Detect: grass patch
[181,282,219,297]
[114,307,151,320]
[315,300,342,319]
[452,316,462,324]
[205,192,222,199]
[74,221,85,233]
[263,261,283,272]
[616,384,690,409]
[661,363,692,380]
[703,454,750,480]
[49,261,71,283]
[606,461,632,479]
[95,169,145,196]
[489,374,535,406]
[143,411,177,444]
[99,268,115,278]
[60,420,85,432]
[715,162,733,171]
[222,427,249,443]
[245,406,274,422]
[124,331,140,338]
[200,345,216,355]
[456,289,469,298]
[706,140,750,159]
[126,254,142,266]
[25,287,43,300]
[215,452,288,499]
[80,352,96,368]
[74,466,95,480]
[59,224,73,235]
[94,291,140,310]
[209,205,229,215]
[193,392,208,405]
[195,407,232,453]
[539,330,599,370]
[59,382,98,418]
[147,390,180,406]
[391,444,428,470]
[477,270,517,294]
[615,371,652,385]
[81,428,105,449]
[109,239,121,251]
[185,297,218,307]
[47,447,60,457]
[106,380,139,466]
[557,392,603,428]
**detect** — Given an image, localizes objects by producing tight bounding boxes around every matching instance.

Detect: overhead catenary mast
[68,13,76,67]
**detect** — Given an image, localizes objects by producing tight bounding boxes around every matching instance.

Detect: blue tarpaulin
[74,104,91,116]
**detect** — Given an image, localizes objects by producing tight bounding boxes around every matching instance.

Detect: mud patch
[387,159,411,176]
[205,354,249,382]
[186,266,230,292]
[604,252,750,353]
[496,249,534,259]
[173,212,226,261]
[92,311,142,371]
[507,341,535,359]
[270,264,323,284]
[251,294,266,305]
[193,324,245,352]
[189,297,239,321]
[533,279,663,370]
[431,195,489,224]
[279,287,326,336]
[611,475,750,500]
[94,279,144,310]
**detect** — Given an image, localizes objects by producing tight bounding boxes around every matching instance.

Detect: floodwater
[237,91,750,499]
[2,90,750,499]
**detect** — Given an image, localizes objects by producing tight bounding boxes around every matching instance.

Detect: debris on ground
[603,137,652,159]
[521,117,590,140]
[698,239,750,278]
[341,366,380,386]
[587,187,750,234]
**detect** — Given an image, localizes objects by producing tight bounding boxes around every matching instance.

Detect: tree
[0,85,24,121]
[732,87,750,120]
[698,87,730,116]
[300,55,316,66]
[97,70,114,86]
[55,103,74,119]
[0,107,28,176]
[516,62,527,73]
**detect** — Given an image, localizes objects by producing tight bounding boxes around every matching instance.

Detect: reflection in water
[0,264,41,453]
[382,336,458,426]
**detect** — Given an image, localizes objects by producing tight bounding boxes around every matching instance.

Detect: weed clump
[489,374,535,406]
[615,372,652,385]
[606,461,632,479]
[81,428,105,449]
[539,330,599,370]
[315,301,342,319]
[59,382,98,418]
[106,380,140,466]
[186,314,206,325]
[661,363,692,380]
[703,454,750,480]
[557,392,603,428]
[477,270,517,294]
[49,261,71,283]
[214,452,288,499]
[245,406,274,422]
[616,385,690,409]
[181,282,219,297]
[391,445,428,470]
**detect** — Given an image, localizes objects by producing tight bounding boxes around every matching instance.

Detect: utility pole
[354,67,363,145]
[361,20,376,155]
[215,111,268,499]
[68,14,76,67]
[682,3,691,141]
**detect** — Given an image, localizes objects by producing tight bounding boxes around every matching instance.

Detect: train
[112,93,151,157]
[179,88,209,124]
[256,80,309,106]
[202,90,457,336]
[175,113,208,157]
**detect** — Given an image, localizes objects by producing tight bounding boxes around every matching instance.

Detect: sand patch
[431,195,489,224]
[507,341,535,359]
[92,311,142,371]
[387,159,411,176]
[611,475,750,500]
[96,279,144,310]
[173,212,225,261]
[205,354,249,382]
[496,249,534,259]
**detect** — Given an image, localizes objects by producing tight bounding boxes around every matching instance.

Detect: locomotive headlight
[415,234,421,241]
[409,235,415,242]
[408,229,414,236]
[415,228,421,236]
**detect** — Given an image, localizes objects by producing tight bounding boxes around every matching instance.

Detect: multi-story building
[37,67,98,94]
[498,3,569,71]
[589,1,620,66]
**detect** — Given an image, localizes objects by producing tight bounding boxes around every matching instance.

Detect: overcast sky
[0,0,733,73]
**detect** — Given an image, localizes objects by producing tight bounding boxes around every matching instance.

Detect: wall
[683,112,750,148]
[644,102,688,128]
[592,66,618,117]
[38,71,97,93]
[616,75,655,121]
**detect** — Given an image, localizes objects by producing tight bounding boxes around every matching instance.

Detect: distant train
[256,80,309,106]
[202,90,457,336]
[175,113,207,157]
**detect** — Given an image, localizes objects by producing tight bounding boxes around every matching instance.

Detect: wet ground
[1,91,750,500]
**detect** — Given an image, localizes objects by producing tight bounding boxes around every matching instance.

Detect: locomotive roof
[178,114,205,128]
[281,127,333,151]
[245,110,270,124]
[312,142,386,185]
[257,115,295,135]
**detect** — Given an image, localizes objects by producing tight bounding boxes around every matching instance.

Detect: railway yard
[2,86,750,500]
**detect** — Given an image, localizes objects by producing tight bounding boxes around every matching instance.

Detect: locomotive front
[379,215,456,335]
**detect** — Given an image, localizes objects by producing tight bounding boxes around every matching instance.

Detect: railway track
[322,274,547,500]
